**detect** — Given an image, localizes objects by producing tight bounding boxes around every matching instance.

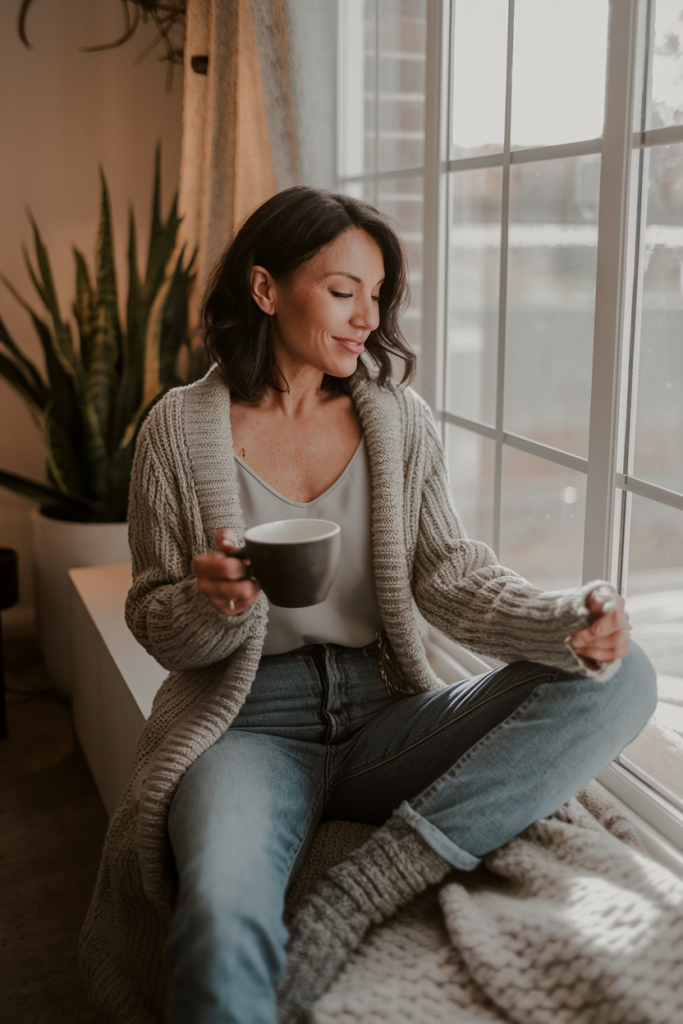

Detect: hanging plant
[18,1,187,85]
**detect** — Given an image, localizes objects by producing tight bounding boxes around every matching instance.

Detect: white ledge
[69,563,166,815]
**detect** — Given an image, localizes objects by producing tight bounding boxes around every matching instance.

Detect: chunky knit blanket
[289,783,683,1023]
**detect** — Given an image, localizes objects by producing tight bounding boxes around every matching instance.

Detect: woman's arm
[411,417,623,679]
[125,411,264,672]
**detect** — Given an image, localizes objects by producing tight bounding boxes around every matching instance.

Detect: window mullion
[418,0,450,411]
[492,0,515,556]
[615,0,654,594]
[582,0,640,585]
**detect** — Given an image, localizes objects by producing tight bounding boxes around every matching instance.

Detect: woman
[80,186,656,1024]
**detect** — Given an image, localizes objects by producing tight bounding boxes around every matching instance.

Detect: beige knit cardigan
[79,365,614,1023]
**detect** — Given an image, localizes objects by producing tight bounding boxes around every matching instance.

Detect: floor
[0,635,108,1024]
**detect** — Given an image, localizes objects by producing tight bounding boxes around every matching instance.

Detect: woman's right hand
[193,529,261,616]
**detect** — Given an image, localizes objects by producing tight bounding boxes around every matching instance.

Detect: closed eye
[331,291,353,298]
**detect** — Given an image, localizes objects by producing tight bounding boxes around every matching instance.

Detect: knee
[603,639,657,744]
[168,853,288,974]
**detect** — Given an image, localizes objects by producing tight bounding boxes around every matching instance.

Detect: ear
[250,265,277,315]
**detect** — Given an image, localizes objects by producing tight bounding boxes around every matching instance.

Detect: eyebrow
[323,272,385,286]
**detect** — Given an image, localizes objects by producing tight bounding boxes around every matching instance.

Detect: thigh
[327,661,562,824]
[169,728,328,906]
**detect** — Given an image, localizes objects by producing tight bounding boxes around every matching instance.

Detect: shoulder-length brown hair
[201,185,415,401]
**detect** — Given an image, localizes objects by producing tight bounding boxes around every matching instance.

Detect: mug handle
[223,544,258,582]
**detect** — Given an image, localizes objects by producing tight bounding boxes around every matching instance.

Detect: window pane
[621,494,683,806]
[504,155,600,457]
[446,167,501,426]
[377,176,424,352]
[499,447,586,590]
[650,0,683,132]
[445,425,495,549]
[379,0,427,172]
[337,0,376,177]
[633,144,683,494]
[451,0,508,159]
[365,0,378,173]
[511,0,608,149]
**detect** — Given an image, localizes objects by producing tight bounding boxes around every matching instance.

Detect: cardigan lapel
[350,374,440,692]
[182,366,246,546]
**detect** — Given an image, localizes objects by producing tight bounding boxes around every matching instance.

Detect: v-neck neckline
[233,437,365,508]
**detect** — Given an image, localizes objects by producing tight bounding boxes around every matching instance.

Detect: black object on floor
[0,547,20,740]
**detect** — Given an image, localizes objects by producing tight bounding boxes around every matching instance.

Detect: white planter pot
[31,509,130,698]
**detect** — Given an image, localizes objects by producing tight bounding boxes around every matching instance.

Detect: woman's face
[251,227,385,381]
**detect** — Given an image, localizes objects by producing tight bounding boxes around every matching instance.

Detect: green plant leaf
[140,274,172,409]
[0,467,64,505]
[88,171,121,442]
[144,146,181,305]
[95,171,121,337]
[43,398,89,500]
[158,246,194,387]
[0,312,48,404]
[112,208,146,449]
[88,303,119,443]
[0,273,78,438]
[0,352,46,417]
[26,216,78,373]
[73,248,97,372]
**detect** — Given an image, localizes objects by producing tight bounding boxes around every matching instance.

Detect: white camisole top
[235,438,382,655]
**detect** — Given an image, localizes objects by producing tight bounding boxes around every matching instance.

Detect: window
[337,0,427,354]
[338,0,683,851]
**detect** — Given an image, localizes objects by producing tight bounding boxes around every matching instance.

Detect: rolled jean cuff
[393,800,481,872]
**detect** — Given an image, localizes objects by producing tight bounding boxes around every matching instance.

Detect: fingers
[586,585,623,618]
[568,634,631,662]
[216,528,237,551]
[569,609,631,647]
[193,547,260,616]
[195,573,261,615]
[194,551,251,581]
[565,585,631,663]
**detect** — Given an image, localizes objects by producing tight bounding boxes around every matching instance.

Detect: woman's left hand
[565,585,631,665]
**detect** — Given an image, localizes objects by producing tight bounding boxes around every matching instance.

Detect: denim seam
[284,780,329,885]
[409,675,564,811]
[333,667,561,788]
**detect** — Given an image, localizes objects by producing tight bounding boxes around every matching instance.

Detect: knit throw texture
[304,783,683,1023]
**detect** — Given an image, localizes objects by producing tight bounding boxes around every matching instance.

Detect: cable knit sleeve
[411,411,620,681]
[124,399,265,672]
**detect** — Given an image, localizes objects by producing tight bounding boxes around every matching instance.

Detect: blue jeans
[166,640,656,1024]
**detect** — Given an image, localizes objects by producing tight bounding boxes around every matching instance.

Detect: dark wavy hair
[201,185,415,401]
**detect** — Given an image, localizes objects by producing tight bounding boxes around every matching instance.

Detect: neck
[265,333,341,416]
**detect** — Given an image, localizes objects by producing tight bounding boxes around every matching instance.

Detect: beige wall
[0,1,183,635]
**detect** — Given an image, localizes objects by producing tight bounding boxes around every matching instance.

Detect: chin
[324,355,360,380]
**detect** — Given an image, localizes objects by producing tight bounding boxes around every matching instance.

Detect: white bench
[69,564,166,816]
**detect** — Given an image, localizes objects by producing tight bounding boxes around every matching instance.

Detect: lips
[333,336,365,353]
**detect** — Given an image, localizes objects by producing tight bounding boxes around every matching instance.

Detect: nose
[351,291,379,332]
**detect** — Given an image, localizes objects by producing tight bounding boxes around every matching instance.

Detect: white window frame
[338,0,683,871]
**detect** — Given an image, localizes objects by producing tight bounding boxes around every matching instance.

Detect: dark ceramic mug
[233,519,341,608]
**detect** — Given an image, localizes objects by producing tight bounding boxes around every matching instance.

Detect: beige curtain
[177,0,337,366]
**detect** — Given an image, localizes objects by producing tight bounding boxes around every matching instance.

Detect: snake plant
[0,149,195,522]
